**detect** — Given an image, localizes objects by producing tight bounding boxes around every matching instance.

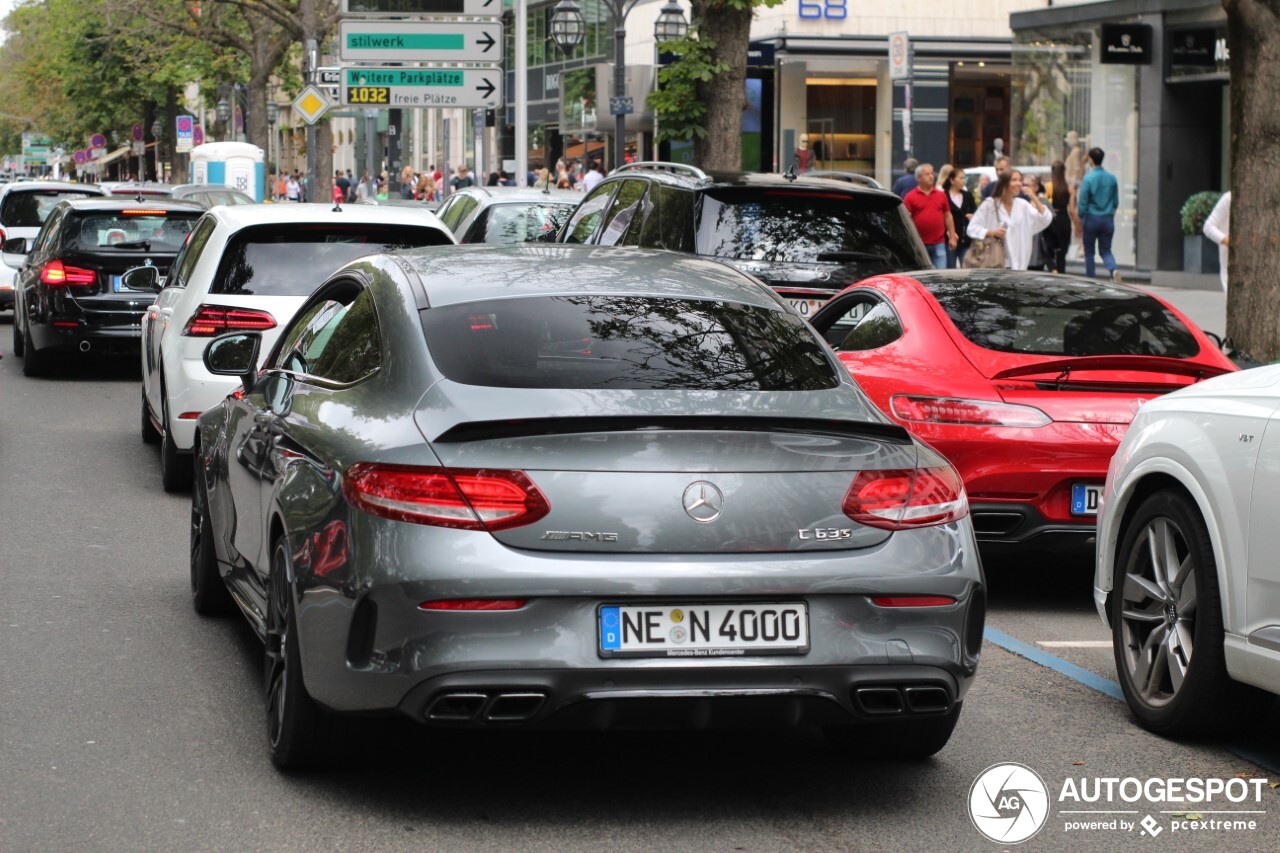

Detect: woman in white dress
[966,171,1054,270]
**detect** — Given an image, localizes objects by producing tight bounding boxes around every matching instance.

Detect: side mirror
[120,265,162,293]
[203,332,262,394]
[2,237,28,263]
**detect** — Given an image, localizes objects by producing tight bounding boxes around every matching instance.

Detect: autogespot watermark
[968,764,1271,844]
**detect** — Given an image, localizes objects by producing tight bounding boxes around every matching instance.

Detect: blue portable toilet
[189,142,265,202]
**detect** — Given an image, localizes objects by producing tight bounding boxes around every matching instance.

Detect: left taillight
[342,463,550,531]
[181,304,278,336]
[843,466,968,530]
[890,395,1051,428]
[40,260,97,287]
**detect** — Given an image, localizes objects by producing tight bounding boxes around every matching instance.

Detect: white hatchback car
[1,181,107,312]
[138,203,454,490]
[1095,365,1280,736]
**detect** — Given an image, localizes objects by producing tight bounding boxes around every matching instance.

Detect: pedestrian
[903,163,957,270]
[415,171,436,201]
[982,156,1012,200]
[450,164,474,193]
[431,164,443,196]
[581,160,604,193]
[285,173,301,202]
[1075,147,1121,281]
[892,157,918,198]
[376,173,389,200]
[534,168,551,190]
[346,169,356,202]
[400,164,415,199]
[939,164,975,268]
[335,170,350,202]
[1203,191,1230,292]
[967,170,1053,270]
[1039,161,1075,274]
[976,173,990,203]
[486,170,501,187]
[1024,175,1049,270]
[273,172,287,202]
[297,171,309,202]
[499,170,516,187]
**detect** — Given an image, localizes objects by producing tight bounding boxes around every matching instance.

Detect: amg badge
[541,531,620,542]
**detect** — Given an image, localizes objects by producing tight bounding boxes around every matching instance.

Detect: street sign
[317,67,341,86]
[193,125,205,147]
[609,96,634,116]
[131,123,144,142]
[90,133,108,150]
[73,149,88,164]
[175,115,195,153]
[342,0,502,17]
[888,32,911,80]
[342,67,501,109]
[293,85,334,125]
[339,20,502,63]
[133,141,146,156]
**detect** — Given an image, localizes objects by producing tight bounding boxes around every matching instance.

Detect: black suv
[555,163,931,318]
[10,198,204,375]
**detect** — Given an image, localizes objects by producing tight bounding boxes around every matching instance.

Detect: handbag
[963,236,1006,269]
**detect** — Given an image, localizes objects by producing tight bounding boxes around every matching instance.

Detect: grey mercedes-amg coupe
[191,243,985,769]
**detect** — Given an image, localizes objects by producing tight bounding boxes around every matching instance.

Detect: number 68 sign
[798,0,847,19]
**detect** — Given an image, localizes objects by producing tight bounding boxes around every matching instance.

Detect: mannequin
[987,137,1006,166]
[796,133,811,172]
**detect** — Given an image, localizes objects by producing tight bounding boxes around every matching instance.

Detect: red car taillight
[342,463,550,531]
[419,599,528,611]
[843,466,968,530]
[182,304,278,336]
[889,395,1052,428]
[40,260,97,287]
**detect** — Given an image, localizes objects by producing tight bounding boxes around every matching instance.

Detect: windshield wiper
[111,240,151,250]
[814,250,887,262]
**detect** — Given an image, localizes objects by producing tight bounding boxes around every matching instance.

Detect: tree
[650,0,782,170]
[1223,0,1280,361]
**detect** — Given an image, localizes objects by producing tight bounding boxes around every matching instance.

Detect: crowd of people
[895,147,1121,280]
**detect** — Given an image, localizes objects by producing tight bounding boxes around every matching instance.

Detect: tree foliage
[648,32,729,144]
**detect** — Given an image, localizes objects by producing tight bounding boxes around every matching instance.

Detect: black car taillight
[40,260,97,287]
[182,304,278,336]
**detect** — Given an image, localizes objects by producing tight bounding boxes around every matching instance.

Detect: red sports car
[807,270,1237,560]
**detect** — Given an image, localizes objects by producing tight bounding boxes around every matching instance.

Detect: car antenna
[1054,366,1071,389]
[784,163,798,182]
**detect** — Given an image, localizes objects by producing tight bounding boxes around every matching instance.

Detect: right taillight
[342,463,550,531]
[843,466,968,530]
[40,260,97,287]
[182,304,278,336]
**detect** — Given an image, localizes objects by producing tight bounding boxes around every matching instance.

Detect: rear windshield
[480,203,574,243]
[423,295,839,390]
[67,210,201,252]
[1,190,99,228]
[210,223,451,296]
[924,275,1201,358]
[696,188,928,270]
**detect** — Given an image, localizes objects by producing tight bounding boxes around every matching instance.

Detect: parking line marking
[984,627,1280,774]
[1036,640,1113,649]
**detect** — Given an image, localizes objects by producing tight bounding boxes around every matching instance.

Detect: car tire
[1112,489,1268,736]
[265,538,330,770]
[21,317,48,377]
[12,313,23,356]
[160,388,193,492]
[141,388,161,445]
[824,704,961,759]
[190,458,232,616]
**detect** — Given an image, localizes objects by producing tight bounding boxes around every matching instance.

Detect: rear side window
[924,276,1201,358]
[562,185,614,243]
[66,211,200,252]
[696,188,928,270]
[168,216,218,288]
[477,203,573,243]
[423,295,838,391]
[1,190,99,228]
[276,289,381,384]
[210,223,451,296]
[637,185,695,252]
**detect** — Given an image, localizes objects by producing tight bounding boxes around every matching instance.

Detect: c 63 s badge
[541,531,620,542]
[797,527,854,540]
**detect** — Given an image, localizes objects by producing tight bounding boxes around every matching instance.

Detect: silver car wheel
[1117,515,1197,707]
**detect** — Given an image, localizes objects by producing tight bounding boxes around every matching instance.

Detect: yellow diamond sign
[292,85,332,125]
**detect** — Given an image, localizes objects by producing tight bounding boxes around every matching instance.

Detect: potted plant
[1181,191,1222,274]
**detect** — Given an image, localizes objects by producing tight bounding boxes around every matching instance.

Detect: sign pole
[515,0,527,185]
[306,39,318,200]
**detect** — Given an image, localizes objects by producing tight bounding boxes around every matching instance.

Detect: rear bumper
[28,322,141,355]
[969,501,1096,556]
[395,664,965,730]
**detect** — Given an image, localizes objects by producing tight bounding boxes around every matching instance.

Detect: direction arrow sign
[339,20,502,63]
[342,67,501,109]
[342,0,501,17]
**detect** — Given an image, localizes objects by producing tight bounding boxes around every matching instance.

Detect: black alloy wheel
[1112,489,1267,735]
[141,388,161,445]
[265,539,329,770]
[190,457,232,615]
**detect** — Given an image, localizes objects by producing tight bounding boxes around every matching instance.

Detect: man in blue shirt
[1075,147,1120,281]
[892,157,919,198]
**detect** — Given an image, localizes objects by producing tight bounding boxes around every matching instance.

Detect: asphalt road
[2,325,1277,853]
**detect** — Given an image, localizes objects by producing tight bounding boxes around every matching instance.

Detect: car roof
[107,183,178,195]
[399,243,781,309]
[598,164,902,201]
[903,268,1148,296]
[451,186,582,203]
[0,180,107,196]
[58,197,205,213]
[204,201,452,234]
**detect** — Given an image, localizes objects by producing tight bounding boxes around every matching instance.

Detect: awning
[93,146,133,166]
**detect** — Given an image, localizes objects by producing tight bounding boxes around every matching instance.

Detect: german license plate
[1070,483,1102,516]
[786,297,823,318]
[111,275,125,292]
[598,603,809,658]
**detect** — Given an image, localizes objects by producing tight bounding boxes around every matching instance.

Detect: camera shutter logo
[969,763,1050,844]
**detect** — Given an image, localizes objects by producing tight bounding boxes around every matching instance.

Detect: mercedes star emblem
[682,481,724,524]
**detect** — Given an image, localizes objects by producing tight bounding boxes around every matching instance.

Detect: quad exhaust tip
[426,691,547,723]
[852,684,952,716]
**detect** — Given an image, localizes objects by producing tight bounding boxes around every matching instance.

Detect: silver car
[192,244,985,768]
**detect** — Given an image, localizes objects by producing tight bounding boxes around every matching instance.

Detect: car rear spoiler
[434,416,912,445]
[991,355,1233,381]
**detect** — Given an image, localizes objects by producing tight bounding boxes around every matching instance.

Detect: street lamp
[551,0,688,170]
[151,117,164,183]
[266,98,278,178]
[215,96,231,126]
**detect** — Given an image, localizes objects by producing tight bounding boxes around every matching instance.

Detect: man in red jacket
[903,163,957,269]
